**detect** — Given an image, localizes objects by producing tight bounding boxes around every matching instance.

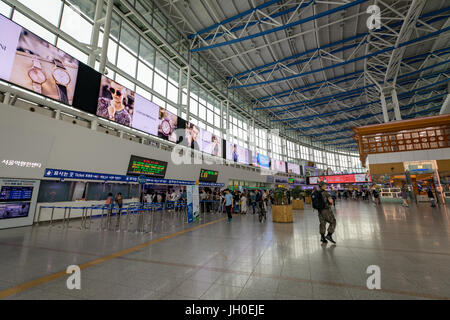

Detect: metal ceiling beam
[259,60,450,113]
[192,0,315,43]
[230,7,450,86]
[187,0,284,39]
[190,0,369,52]
[231,25,450,89]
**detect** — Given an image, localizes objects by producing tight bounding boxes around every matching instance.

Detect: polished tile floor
[0,199,449,300]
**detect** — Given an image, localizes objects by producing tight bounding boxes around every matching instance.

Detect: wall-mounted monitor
[199,169,219,183]
[252,153,270,169]
[287,163,301,175]
[127,155,168,178]
[0,186,33,202]
[309,174,372,184]
[0,202,30,220]
[0,14,79,105]
[225,142,250,165]
[271,159,286,173]
[200,130,222,158]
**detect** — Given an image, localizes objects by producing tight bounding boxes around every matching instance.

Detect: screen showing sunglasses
[109,87,122,96]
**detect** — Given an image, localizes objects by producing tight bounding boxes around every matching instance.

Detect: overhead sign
[309,174,372,184]
[199,169,219,183]
[127,155,168,178]
[44,169,225,187]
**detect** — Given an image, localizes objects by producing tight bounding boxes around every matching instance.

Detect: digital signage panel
[271,159,286,173]
[287,163,301,175]
[252,153,270,169]
[199,169,219,183]
[0,202,30,220]
[127,155,168,178]
[96,76,135,127]
[309,174,372,184]
[158,107,179,143]
[225,142,249,165]
[200,129,222,157]
[0,186,33,202]
[132,95,160,136]
[185,122,201,150]
[0,14,79,105]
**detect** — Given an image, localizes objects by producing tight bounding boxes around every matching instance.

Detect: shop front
[369,160,447,203]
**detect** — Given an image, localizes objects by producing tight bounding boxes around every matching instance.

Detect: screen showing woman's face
[110,82,123,105]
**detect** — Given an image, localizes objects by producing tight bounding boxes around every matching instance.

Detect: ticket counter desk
[380,188,402,203]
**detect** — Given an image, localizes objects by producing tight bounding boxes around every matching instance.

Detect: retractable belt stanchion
[50,207,55,227]
[66,207,72,229]
[36,206,42,225]
[125,207,130,233]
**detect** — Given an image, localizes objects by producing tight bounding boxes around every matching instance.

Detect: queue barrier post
[50,207,55,227]
[66,207,72,229]
[36,206,42,225]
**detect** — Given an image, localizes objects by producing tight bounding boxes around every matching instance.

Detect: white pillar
[99,0,114,74]
[54,109,61,120]
[87,0,104,68]
[439,94,450,115]
[91,119,97,130]
[380,92,389,123]
[391,89,402,121]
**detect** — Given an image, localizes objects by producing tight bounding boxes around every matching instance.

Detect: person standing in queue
[223,190,234,222]
[115,193,123,228]
[313,181,337,244]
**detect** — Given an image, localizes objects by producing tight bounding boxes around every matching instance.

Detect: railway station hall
[0,0,449,303]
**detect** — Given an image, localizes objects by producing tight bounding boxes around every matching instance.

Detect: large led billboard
[271,159,286,173]
[225,142,250,165]
[0,14,79,105]
[309,174,372,184]
[252,153,270,169]
[287,163,301,175]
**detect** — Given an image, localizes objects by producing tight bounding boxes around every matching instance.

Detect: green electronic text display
[199,169,219,183]
[127,155,168,178]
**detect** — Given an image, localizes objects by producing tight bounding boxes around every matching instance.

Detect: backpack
[312,190,325,210]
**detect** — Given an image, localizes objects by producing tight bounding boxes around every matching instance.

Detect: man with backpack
[312,181,337,244]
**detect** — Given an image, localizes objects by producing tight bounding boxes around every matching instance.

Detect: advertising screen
[96,76,135,127]
[271,159,286,173]
[309,174,372,184]
[0,186,33,202]
[199,169,219,183]
[0,14,79,105]
[158,107,179,143]
[185,122,201,150]
[127,155,168,178]
[200,129,222,157]
[225,142,249,165]
[252,153,270,169]
[0,202,30,220]
[131,94,160,136]
[287,163,301,175]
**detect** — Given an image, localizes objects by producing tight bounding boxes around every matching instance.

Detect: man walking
[223,190,234,222]
[314,181,337,244]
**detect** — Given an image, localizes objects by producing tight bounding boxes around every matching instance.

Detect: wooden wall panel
[369,162,405,175]
[437,160,450,171]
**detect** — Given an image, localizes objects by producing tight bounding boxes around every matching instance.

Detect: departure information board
[199,169,219,183]
[127,155,168,178]
[0,186,33,202]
